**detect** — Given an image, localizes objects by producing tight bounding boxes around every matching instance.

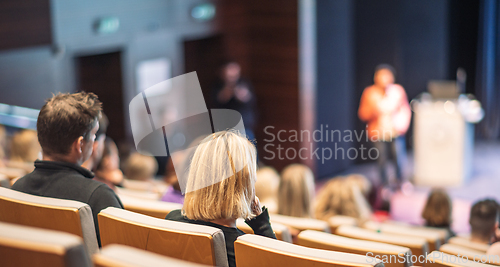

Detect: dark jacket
[11,160,123,246]
[166,208,276,267]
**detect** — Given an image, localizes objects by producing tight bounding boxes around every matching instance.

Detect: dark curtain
[476,0,500,139]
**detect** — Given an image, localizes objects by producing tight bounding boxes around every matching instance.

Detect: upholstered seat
[236,218,293,243]
[384,220,450,243]
[0,221,91,267]
[336,225,428,258]
[298,230,411,267]
[439,244,500,265]
[98,207,228,267]
[115,187,161,200]
[328,215,358,233]
[269,213,330,232]
[234,234,384,267]
[94,244,209,267]
[117,193,182,219]
[364,221,442,251]
[426,251,497,267]
[0,187,98,256]
[447,237,490,253]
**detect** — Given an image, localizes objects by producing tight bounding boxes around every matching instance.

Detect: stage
[330,141,500,234]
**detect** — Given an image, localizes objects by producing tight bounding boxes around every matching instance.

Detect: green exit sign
[94,17,120,34]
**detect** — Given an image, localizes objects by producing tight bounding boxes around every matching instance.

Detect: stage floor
[331,141,500,234]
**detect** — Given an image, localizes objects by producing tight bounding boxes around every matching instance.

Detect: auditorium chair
[297,230,412,267]
[236,218,293,243]
[269,213,330,233]
[0,221,91,267]
[364,221,442,251]
[115,187,161,200]
[234,234,384,267]
[439,244,500,265]
[98,207,228,266]
[336,225,428,258]
[447,237,490,253]
[384,220,450,243]
[94,244,208,267]
[0,173,9,188]
[0,187,98,256]
[117,193,182,219]
[328,215,359,233]
[426,251,497,267]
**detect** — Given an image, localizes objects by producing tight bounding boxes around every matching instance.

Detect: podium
[413,99,474,187]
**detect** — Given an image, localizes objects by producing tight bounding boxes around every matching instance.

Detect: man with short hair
[12,92,123,246]
[469,199,499,244]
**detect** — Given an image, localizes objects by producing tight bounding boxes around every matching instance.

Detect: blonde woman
[277,164,315,218]
[314,176,372,222]
[255,166,280,214]
[165,131,276,267]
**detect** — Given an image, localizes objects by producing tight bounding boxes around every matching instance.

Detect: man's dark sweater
[166,208,276,267]
[11,160,123,246]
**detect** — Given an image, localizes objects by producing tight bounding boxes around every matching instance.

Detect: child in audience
[94,138,124,191]
[161,157,183,204]
[255,166,280,214]
[469,199,499,245]
[421,188,455,237]
[314,176,372,221]
[165,130,275,267]
[277,164,315,218]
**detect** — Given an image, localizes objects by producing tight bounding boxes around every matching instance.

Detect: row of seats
[2,219,496,267]
[0,186,497,267]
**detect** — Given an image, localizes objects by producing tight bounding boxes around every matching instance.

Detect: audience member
[161,157,183,204]
[255,166,280,214]
[82,113,108,172]
[421,188,455,237]
[165,130,276,267]
[11,92,123,246]
[277,164,315,218]
[94,138,124,191]
[122,152,166,193]
[314,176,372,221]
[0,125,6,163]
[7,129,41,172]
[469,199,499,245]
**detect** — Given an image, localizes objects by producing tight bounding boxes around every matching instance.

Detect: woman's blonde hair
[314,176,372,221]
[422,188,452,227]
[277,164,315,218]
[182,130,257,221]
[10,130,40,162]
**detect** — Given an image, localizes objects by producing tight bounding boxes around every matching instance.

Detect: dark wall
[219,0,301,171]
[316,0,354,178]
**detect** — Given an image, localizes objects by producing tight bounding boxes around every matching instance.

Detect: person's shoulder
[487,242,500,256]
[165,209,184,220]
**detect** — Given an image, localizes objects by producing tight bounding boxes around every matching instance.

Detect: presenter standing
[358,64,411,191]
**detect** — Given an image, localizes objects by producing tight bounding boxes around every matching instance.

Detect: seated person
[421,188,455,237]
[161,157,183,204]
[94,138,124,191]
[12,92,123,246]
[7,129,41,172]
[122,152,166,194]
[165,130,276,267]
[469,199,499,245]
[277,164,315,218]
[314,176,372,221]
[82,113,108,172]
[255,166,280,214]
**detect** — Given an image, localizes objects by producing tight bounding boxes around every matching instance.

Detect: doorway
[74,51,125,143]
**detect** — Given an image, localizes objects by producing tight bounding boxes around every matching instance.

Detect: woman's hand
[251,196,263,216]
